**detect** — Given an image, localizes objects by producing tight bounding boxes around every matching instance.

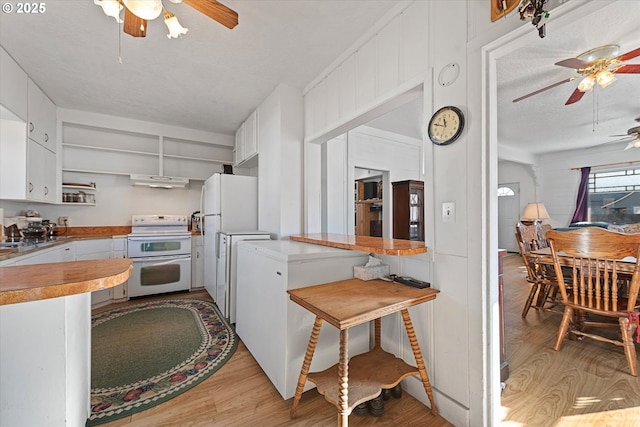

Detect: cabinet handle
[44,133,48,142]
[44,186,49,195]
[29,122,34,132]
[29,182,33,192]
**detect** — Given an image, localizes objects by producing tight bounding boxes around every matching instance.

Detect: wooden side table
[288,278,439,426]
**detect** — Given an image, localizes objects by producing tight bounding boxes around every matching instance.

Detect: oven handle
[128,235,191,242]
[131,254,191,263]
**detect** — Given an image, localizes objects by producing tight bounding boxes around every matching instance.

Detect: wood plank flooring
[95,291,452,427]
[95,255,640,426]
[500,253,640,427]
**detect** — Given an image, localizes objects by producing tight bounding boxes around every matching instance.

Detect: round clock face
[428,106,465,145]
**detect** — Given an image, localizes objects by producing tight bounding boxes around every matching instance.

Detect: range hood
[130,174,189,189]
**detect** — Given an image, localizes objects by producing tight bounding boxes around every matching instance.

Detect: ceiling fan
[513,44,640,105]
[94,0,238,39]
[609,118,640,151]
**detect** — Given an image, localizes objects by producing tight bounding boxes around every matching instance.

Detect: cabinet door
[27,79,56,152]
[244,110,257,159]
[27,139,55,203]
[234,123,245,165]
[0,47,28,121]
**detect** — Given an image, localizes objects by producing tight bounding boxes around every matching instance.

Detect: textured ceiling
[496,0,640,155]
[1,1,638,155]
[0,0,397,136]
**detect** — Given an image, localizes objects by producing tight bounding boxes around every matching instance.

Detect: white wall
[539,141,640,227]
[0,172,205,226]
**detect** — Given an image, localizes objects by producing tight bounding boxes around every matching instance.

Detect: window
[588,168,640,224]
[497,187,515,197]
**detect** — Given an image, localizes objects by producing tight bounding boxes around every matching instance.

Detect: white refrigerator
[216,231,271,323]
[202,173,259,304]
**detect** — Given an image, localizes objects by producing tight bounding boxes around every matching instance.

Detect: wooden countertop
[289,233,427,256]
[0,258,132,306]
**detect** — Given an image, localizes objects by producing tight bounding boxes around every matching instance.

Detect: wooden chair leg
[619,317,638,377]
[522,282,539,318]
[554,306,573,351]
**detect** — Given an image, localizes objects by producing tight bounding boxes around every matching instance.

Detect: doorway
[498,183,520,252]
[354,167,385,237]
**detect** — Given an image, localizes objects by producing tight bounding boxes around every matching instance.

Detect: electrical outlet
[442,202,455,223]
[58,216,69,226]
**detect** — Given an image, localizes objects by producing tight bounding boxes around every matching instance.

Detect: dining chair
[546,227,640,376]
[515,222,559,318]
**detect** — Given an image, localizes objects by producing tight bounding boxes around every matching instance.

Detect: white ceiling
[1,1,638,155]
[496,0,640,155]
[0,0,397,136]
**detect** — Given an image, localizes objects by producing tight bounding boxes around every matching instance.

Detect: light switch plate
[442,202,455,223]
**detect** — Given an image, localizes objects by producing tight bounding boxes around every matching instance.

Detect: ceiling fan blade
[183,0,238,29]
[616,47,640,62]
[555,58,589,69]
[512,77,574,103]
[124,7,147,37]
[565,88,586,105]
[615,64,640,74]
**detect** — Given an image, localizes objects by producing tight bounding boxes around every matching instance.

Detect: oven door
[128,254,191,298]
[127,234,191,258]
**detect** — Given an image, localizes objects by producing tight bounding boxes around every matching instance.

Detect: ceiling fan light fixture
[164,9,188,38]
[94,0,123,23]
[577,74,595,92]
[596,69,616,88]
[122,0,162,20]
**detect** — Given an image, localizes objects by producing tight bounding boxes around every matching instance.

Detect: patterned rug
[87,299,237,426]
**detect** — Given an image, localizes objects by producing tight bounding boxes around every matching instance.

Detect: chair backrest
[515,222,549,250]
[546,228,640,313]
[515,223,554,283]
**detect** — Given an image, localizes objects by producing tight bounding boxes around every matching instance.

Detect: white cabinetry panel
[0,47,28,121]
[234,110,258,167]
[27,79,56,153]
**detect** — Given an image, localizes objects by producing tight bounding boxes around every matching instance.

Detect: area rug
[87,299,237,426]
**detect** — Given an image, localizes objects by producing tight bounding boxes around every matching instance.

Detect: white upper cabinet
[27,79,57,152]
[234,121,245,165]
[0,51,57,204]
[0,47,28,121]
[234,109,258,167]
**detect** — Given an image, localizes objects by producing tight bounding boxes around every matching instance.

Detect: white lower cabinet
[76,238,128,307]
[235,240,370,399]
[13,242,74,265]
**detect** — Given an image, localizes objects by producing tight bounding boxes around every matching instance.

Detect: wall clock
[428,106,465,145]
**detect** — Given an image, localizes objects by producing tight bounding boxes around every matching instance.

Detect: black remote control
[393,276,431,289]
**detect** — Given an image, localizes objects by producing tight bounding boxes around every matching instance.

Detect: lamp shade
[522,202,550,221]
[577,74,595,92]
[122,0,163,20]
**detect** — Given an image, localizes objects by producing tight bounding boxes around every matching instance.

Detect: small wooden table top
[288,278,439,330]
[288,278,439,425]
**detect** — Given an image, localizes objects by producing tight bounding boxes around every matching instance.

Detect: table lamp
[522,202,550,224]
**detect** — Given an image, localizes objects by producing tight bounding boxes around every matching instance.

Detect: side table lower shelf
[308,346,419,413]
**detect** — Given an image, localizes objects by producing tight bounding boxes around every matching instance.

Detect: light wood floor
[500,253,640,427]
[96,255,640,427]
[95,290,452,427]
